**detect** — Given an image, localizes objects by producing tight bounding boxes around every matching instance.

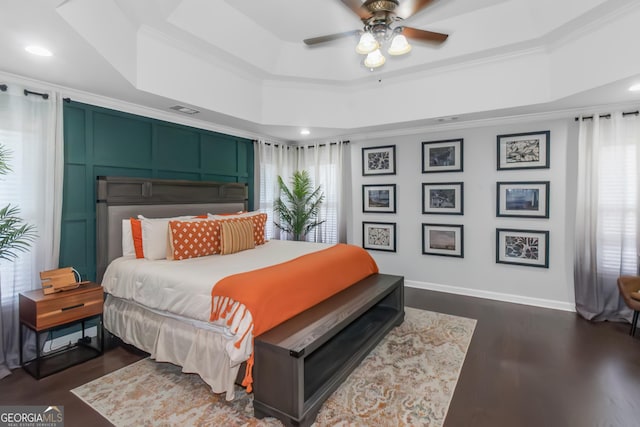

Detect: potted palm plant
[273,170,325,241]
[0,144,36,261]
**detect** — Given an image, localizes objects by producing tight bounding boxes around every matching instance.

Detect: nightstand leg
[81,320,85,340]
[19,324,23,366]
[35,330,41,379]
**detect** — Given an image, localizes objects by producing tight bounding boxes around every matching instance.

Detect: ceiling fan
[304,0,449,69]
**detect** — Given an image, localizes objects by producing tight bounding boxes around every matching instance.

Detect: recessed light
[170,105,200,115]
[25,45,53,57]
[629,84,640,92]
[300,129,310,135]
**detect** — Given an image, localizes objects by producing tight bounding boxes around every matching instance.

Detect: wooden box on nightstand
[19,282,104,379]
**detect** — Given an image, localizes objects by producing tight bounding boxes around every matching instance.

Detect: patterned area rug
[72,307,475,426]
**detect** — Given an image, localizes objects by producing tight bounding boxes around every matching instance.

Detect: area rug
[71,307,476,426]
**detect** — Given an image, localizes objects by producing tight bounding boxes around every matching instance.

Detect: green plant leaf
[272,170,325,241]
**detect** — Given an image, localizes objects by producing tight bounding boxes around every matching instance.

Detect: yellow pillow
[220,219,255,255]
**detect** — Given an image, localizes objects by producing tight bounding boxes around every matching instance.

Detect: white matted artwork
[422,139,463,173]
[362,184,396,213]
[422,182,463,215]
[362,145,396,176]
[422,223,463,258]
[496,228,549,268]
[362,221,396,252]
[497,131,550,170]
[496,181,549,218]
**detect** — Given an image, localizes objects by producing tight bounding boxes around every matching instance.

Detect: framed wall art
[362,221,396,252]
[363,184,396,213]
[496,228,549,268]
[497,130,550,170]
[422,182,463,215]
[422,139,463,173]
[496,181,549,218]
[362,145,396,176]
[422,223,464,258]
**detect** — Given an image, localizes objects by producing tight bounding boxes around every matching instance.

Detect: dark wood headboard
[95,176,248,282]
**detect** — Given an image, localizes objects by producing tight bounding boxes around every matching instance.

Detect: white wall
[349,117,577,311]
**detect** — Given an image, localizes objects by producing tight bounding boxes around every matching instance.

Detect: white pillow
[122,219,135,257]
[138,215,195,260]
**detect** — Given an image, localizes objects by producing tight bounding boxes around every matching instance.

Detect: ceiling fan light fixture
[356,32,379,55]
[388,34,411,56]
[364,49,386,68]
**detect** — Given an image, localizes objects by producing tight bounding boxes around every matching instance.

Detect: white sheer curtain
[0,84,64,378]
[574,112,640,321]
[254,139,349,244]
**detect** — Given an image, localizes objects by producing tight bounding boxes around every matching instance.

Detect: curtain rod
[256,140,350,149]
[574,110,639,121]
[0,84,51,99]
[23,89,48,99]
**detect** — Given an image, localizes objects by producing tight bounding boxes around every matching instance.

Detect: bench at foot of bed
[253,273,404,427]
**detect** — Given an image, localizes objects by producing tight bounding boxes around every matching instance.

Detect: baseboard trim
[405,280,576,312]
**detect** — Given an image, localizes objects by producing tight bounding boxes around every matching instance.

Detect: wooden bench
[253,273,405,427]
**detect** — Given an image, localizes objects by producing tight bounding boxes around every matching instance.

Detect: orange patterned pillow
[217,212,267,246]
[220,219,255,255]
[168,220,221,260]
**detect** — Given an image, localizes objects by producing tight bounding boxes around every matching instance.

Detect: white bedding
[102,240,332,321]
[102,239,332,364]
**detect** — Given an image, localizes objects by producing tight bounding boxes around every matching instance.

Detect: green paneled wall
[61,101,254,281]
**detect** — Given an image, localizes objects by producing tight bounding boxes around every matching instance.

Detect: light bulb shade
[388,34,412,56]
[364,49,386,68]
[356,32,379,55]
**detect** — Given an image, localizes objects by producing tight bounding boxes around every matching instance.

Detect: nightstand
[19,282,104,379]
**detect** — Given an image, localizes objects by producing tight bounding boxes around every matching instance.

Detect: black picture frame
[362,145,396,176]
[496,228,549,268]
[362,221,396,252]
[422,139,463,173]
[496,181,549,218]
[362,184,396,213]
[422,223,464,258]
[497,131,550,170]
[422,182,464,215]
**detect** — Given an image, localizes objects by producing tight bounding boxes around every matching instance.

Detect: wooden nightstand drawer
[19,283,103,330]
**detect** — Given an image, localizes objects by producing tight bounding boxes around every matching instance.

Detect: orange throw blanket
[210,243,379,391]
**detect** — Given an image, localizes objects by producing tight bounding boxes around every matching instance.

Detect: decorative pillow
[130,218,144,258]
[122,219,136,257]
[138,215,196,260]
[220,219,255,255]
[168,220,222,260]
[210,211,267,246]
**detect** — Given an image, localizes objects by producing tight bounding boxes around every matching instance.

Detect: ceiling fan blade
[304,30,361,46]
[401,27,448,44]
[339,0,371,20]
[395,0,436,20]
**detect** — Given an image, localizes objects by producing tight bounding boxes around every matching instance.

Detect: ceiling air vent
[170,105,200,115]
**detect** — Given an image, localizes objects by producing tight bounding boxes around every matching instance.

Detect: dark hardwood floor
[2,288,640,427]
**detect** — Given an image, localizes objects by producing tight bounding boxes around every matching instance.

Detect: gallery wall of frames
[350,117,576,310]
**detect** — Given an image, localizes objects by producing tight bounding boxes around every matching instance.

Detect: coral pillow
[168,220,222,260]
[220,219,255,255]
[130,218,144,259]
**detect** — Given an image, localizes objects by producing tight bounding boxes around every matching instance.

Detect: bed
[96,176,404,426]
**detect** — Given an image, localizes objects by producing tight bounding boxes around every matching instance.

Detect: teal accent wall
[61,101,254,281]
